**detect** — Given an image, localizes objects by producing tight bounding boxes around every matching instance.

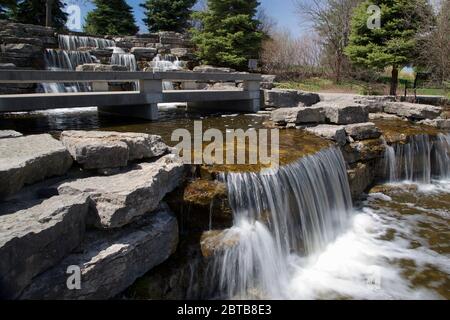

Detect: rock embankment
[0,130,185,300]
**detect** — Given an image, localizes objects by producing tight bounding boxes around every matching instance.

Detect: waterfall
[384,134,450,183]
[42,49,94,93]
[44,49,94,70]
[58,34,115,51]
[111,47,137,71]
[212,147,353,299]
[151,54,182,90]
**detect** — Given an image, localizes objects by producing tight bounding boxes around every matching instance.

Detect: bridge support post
[97,79,162,120]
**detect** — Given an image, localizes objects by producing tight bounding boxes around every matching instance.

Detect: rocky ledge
[0,130,186,300]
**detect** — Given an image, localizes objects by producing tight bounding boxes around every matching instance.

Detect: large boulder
[0,130,22,139]
[0,195,89,299]
[60,131,169,170]
[305,124,347,146]
[344,123,381,141]
[353,96,395,113]
[384,102,442,120]
[58,155,185,229]
[271,106,325,125]
[316,101,369,124]
[0,134,73,198]
[20,205,178,300]
[341,138,385,164]
[264,89,320,108]
[130,47,157,60]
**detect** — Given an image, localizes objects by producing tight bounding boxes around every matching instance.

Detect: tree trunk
[45,0,53,27]
[390,66,399,96]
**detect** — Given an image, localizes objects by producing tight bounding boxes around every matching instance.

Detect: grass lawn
[275,77,450,98]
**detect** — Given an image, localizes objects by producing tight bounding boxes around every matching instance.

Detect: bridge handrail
[0,70,262,83]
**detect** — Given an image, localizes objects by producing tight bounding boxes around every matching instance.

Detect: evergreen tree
[12,0,68,29]
[190,0,264,71]
[84,0,139,36]
[141,0,196,33]
[345,0,433,95]
[0,0,17,20]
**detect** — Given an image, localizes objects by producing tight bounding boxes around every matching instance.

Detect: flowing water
[0,103,448,299]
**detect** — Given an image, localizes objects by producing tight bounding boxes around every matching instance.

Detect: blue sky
[68,0,301,34]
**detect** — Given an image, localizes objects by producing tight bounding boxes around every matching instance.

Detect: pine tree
[84,0,139,36]
[190,0,264,71]
[0,0,17,20]
[141,0,196,33]
[345,0,433,95]
[12,0,68,29]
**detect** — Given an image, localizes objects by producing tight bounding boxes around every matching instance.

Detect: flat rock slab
[306,124,347,146]
[0,134,73,198]
[0,130,22,139]
[0,194,89,299]
[384,102,442,120]
[75,64,128,72]
[20,205,178,300]
[271,106,325,125]
[58,155,185,229]
[344,122,381,140]
[418,118,450,130]
[60,131,168,170]
[316,101,369,124]
[264,89,320,108]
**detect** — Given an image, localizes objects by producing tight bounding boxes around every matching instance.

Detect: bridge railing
[0,70,262,119]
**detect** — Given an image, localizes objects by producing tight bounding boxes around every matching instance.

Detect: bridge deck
[0,70,262,118]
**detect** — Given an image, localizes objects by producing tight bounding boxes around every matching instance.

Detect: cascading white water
[213,147,353,299]
[111,47,137,71]
[42,49,94,93]
[433,133,450,179]
[384,133,450,183]
[58,34,115,51]
[151,54,183,90]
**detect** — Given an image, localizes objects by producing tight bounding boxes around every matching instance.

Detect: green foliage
[12,0,68,29]
[84,0,138,36]
[190,0,264,71]
[345,0,433,71]
[141,0,196,32]
[0,0,17,20]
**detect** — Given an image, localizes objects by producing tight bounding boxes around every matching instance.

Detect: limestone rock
[58,155,185,229]
[0,195,89,299]
[0,134,73,198]
[60,131,169,170]
[354,96,395,113]
[75,63,128,72]
[341,138,385,164]
[316,101,369,124]
[0,63,16,69]
[369,113,402,121]
[384,102,442,120]
[305,124,347,146]
[418,118,450,130]
[200,229,240,258]
[20,205,178,300]
[264,89,320,108]
[0,130,22,139]
[347,162,377,199]
[130,47,157,60]
[193,65,236,73]
[344,123,381,140]
[271,106,325,125]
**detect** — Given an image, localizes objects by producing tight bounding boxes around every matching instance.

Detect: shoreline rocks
[264,89,320,108]
[58,155,185,229]
[271,106,325,125]
[60,131,168,170]
[384,102,442,120]
[20,204,178,300]
[0,195,89,299]
[0,134,73,199]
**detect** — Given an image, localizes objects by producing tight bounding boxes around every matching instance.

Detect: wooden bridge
[0,70,262,120]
